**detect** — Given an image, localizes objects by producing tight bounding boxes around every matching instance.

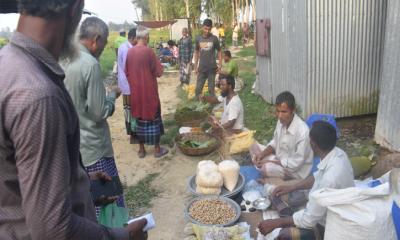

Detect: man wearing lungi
[125,26,169,159]
[251,91,313,180]
[63,17,125,216]
[118,28,137,140]
[258,121,354,239]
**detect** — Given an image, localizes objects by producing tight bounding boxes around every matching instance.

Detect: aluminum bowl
[252,197,271,211]
[184,195,241,227]
[187,173,245,198]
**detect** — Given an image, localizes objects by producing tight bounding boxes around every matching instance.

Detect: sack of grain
[218,160,240,191]
[196,170,223,188]
[195,186,222,195]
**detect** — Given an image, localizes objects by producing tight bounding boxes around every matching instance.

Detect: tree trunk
[231,0,235,26]
[252,0,256,21]
[244,0,249,24]
[185,0,190,18]
[155,0,159,21]
[240,0,244,27]
[235,0,240,26]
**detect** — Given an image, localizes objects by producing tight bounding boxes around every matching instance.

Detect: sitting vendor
[159,43,173,62]
[219,50,238,78]
[201,74,244,135]
[258,121,354,239]
[251,91,313,180]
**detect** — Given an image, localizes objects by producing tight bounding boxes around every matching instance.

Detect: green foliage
[0,38,8,48]
[124,173,160,216]
[99,32,118,77]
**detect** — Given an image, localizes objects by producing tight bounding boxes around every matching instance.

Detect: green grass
[124,173,160,216]
[236,47,276,143]
[236,46,256,57]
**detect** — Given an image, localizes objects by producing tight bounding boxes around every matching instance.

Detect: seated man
[258,121,355,239]
[251,91,313,180]
[159,43,172,63]
[201,74,244,135]
[219,50,238,79]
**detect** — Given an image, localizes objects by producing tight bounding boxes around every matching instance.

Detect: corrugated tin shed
[375,0,400,152]
[255,0,387,118]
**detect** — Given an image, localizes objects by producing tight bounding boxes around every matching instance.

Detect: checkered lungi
[86,157,125,217]
[123,95,132,135]
[136,114,165,145]
[277,224,324,240]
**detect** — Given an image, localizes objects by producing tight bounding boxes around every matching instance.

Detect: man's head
[202,19,212,37]
[136,26,149,44]
[219,74,235,97]
[182,27,189,37]
[275,91,296,127]
[17,0,84,60]
[309,121,337,157]
[79,17,109,59]
[128,28,137,45]
[119,29,126,37]
[224,50,232,63]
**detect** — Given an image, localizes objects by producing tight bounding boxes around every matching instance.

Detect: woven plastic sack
[98,203,129,228]
[226,131,255,155]
[312,170,399,240]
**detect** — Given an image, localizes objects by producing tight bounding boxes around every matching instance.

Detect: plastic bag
[226,131,255,155]
[98,203,129,228]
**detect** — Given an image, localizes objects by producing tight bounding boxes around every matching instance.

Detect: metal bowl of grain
[184,196,241,227]
[187,173,245,199]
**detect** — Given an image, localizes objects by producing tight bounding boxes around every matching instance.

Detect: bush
[0,38,9,49]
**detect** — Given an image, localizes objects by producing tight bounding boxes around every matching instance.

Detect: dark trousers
[195,70,216,97]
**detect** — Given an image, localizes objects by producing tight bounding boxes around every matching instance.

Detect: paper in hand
[127,212,156,232]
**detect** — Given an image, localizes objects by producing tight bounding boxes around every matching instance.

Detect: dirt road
[108,72,197,239]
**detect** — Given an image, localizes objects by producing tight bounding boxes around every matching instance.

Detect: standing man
[115,29,127,57]
[118,28,137,138]
[178,27,193,85]
[194,19,222,97]
[63,17,125,216]
[232,22,239,48]
[125,26,169,159]
[0,0,146,239]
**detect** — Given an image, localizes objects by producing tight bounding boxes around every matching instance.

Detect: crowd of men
[0,1,355,239]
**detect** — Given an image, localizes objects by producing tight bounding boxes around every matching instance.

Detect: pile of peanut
[189,199,236,225]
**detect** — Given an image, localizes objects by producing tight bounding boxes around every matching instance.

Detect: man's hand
[208,116,221,129]
[258,219,281,236]
[252,153,265,168]
[89,171,112,182]
[272,185,295,197]
[89,172,119,206]
[126,218,148,240]
[110,86,122,99]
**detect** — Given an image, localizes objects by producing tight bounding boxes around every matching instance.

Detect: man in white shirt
[258,121,355,238]
[117,28,137,138]
[251,91,313,180]
[201,74,244,134]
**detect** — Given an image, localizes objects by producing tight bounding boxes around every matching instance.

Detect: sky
[0,0,140,31]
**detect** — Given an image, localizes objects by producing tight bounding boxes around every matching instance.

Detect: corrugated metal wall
[256,0,308,107]
[255,0,387,118]
[375,0,400,152]
[306,0,387,117]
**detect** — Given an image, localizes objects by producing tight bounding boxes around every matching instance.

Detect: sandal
[138,151,146,158]
[154,147,169,158]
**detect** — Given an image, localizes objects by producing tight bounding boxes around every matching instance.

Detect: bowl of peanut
[184,196,241,227]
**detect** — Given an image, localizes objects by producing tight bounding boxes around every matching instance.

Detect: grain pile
[189,199,236,225]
